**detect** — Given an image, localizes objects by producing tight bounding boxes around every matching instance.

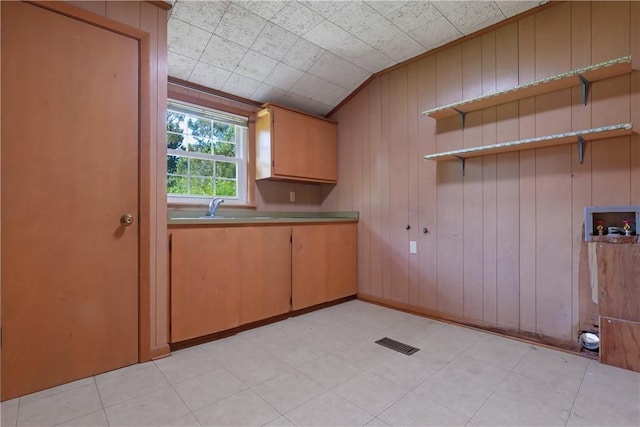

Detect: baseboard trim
[357,294,589,357]
[149,344,171,360]
[169,295,357,352]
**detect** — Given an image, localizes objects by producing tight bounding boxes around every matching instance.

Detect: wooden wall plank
[407,62,421,307]
[360,85,372,296]
[591,136,631,206]
[337,102,354,211]
[435,46,463,317]
[379,74,392,300]
[481,33,496,96]
[496,103,520,328]
[462,38,483,105]
[436,159,464,317]
[591,1,630,63]
[417,56,438,311]
[571,0,596,336]
[534,2,571,79]
[388,68,409,304]
[482,108,498,325]
[535,145,573,340]
[462,110,483,321]
[462,152,483,322]
[495,23,519,92]
[368,77,383,299]
[518,14,538,334]
[519,147,537,332]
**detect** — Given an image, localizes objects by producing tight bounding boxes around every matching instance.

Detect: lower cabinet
[170,226,291,342]
[292,223,358,310]
[169,222,357,343]
[599,316,640,373]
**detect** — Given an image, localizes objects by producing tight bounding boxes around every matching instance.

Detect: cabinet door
[271,106,337,183]
[170,228,241,342]
[292,223,357,310]
[600,316,640,373]
[306,118,337,182]
[239,226,292,325]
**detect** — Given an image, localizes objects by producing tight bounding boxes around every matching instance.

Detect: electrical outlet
[289,191,296,202]
[409,241,417,254]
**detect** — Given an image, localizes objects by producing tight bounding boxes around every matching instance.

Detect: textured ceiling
[168,1,543,116]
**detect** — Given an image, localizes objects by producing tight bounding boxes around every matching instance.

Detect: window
[166,100,247,203]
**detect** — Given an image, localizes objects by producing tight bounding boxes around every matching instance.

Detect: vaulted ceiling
[168,1,544,116]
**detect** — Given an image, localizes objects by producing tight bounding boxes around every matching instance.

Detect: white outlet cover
[289,191,296,202]
[409,241,417,254]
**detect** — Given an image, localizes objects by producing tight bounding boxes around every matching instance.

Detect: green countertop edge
[168,210,359,226]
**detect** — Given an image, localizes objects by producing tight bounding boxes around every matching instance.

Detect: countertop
[168,210,359,226]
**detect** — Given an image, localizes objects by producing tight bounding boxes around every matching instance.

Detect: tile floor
[2,300,639,426]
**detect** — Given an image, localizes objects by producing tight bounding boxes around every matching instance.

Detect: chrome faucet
[208,198,224,216]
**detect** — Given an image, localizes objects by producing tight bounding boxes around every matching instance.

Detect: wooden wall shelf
[422,56,633,122]
[424,123,634,174]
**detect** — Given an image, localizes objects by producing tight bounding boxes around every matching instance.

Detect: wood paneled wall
[324,1,640,345]
[65,1,170,359]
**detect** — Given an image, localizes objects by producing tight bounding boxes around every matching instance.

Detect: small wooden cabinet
[170,226,291,342]
[292,223,357,310]
[256,104,337,183]
[597,242,640,372]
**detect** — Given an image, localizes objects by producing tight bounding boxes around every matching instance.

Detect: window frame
[165,91,255,207]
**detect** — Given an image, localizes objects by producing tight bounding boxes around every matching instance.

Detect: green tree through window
[166,101,247,202]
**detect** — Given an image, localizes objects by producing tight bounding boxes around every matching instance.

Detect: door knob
[120,214,134,226]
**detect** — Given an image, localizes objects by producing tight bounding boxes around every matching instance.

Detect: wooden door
[1,2,140,399]
[170,228,241,342]
[292,224,357,310]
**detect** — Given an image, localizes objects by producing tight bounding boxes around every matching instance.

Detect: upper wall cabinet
[256,104,337,184]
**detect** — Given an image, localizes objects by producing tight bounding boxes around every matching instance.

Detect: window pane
[167,175,187,194]
[215,179,236,197]
[167,155,189,175]
[186,134,212,154]
[190,158,214,177]
[212,122,235,141]
[190,177,214,196]
[213,141,236,157]
[188,117,212,138]
[215,161,236,179]
[166,112,185,133]
[167,132,186,151]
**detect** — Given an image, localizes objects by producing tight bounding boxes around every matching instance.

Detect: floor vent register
[375,337,420,355]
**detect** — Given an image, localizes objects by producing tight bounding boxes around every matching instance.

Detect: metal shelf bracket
[453,108,467,129]
[456,156,466,176]
[577,136,585,164]
[578,74,591,105]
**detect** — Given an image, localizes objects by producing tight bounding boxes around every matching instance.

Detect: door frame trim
[23,1,153,362]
